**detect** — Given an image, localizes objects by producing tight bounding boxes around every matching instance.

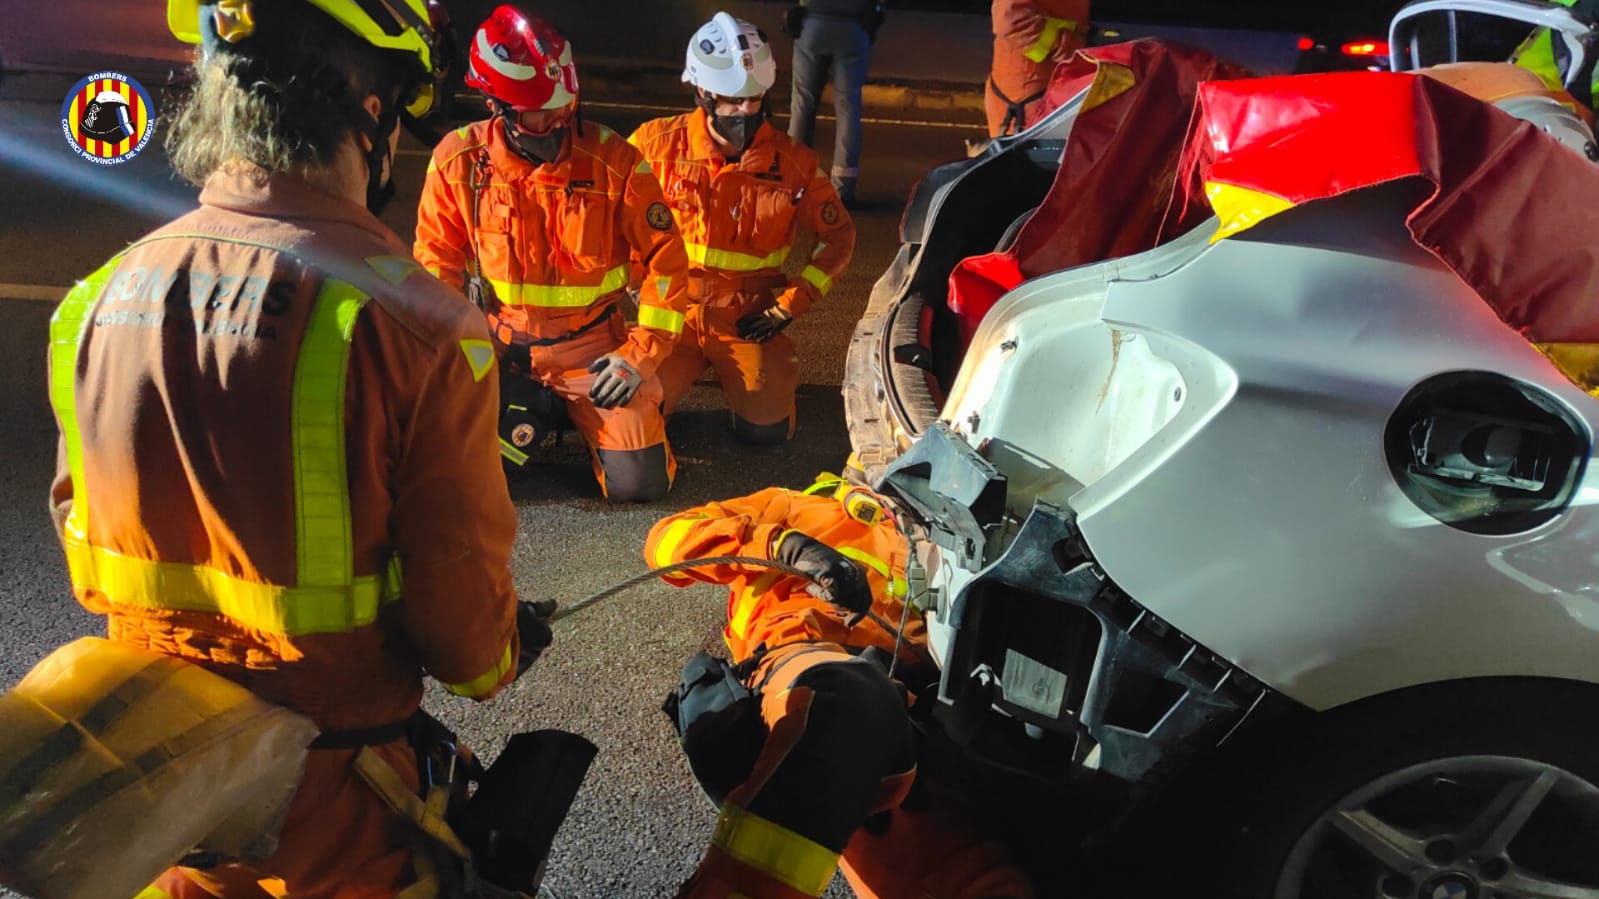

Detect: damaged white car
[847,1,1599,895]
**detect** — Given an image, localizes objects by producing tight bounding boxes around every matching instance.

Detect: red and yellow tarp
[1183,70,1599,395]
[947,40,1251,344]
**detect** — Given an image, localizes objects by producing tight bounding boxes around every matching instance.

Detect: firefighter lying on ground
[646,475,1036,899]
[629,13,856,445]
[416,4,692,501]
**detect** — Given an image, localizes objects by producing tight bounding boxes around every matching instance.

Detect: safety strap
[507,303,619,347]
[988,77,1046,137]
[466,151,497,313]
[353,747,474,861]
[309,720,409,750]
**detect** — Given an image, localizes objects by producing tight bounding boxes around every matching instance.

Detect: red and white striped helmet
[464,5,578,112]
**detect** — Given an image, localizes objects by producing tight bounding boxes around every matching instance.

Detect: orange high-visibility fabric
[675,643,917,899]
[838,787,1037,899]
[628,111,855,318]
[643,487,926,663]
[654,304,800,427]
[144,743,422,899]
[414,119,691,380]
[987,0,1092,136]
[52,167,520,731]
[629,112,854,417]
[522,316,674,488]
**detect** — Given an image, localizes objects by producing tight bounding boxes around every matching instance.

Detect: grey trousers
[788,13,873,193]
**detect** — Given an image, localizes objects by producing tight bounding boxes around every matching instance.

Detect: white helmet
[683,12,776,98]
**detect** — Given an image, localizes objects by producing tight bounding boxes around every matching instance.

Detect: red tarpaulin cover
[1177,70,1599,395]
[946,40,1251,345]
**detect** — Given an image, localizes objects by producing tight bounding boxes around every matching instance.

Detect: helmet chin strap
[363,100,400,215]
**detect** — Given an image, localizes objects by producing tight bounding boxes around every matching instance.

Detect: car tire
[1118,679,1599,898]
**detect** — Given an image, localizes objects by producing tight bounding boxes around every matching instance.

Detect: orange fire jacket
[49,167,520,731]
[415,119,691,379]
[628,111,855,318]
[992,0,1092,96]
[643,486,927,663]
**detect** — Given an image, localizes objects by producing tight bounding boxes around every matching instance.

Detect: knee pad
[731,414,791,445]
[791,659,916,778]
[596,444,672,503]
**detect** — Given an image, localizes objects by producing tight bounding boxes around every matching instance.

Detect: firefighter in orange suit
[646,476,1036,899]
[987,0,1092,137]
[58,2,543,896]
[416,5,691,500]
[629,13,855,444]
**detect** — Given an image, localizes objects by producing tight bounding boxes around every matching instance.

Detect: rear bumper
[882,423,1274,786]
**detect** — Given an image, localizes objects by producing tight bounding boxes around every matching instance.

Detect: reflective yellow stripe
[55,243,381,636]
[62,539,388,635]
[836,546,907,598]
[712,805,838,897]
[651,516,704,569]
[500,437,530,466]
[488,264,629,307]
[638,304,685,334]
[730,571,781,639]
[294,279,370,590]
[799,265,833,297]
[684,242,791,273]
[1025,16,1080,63]
[49,256,122,541]
[133,887,174,899]
[1204,181,1297,243]
[443,643,514,698]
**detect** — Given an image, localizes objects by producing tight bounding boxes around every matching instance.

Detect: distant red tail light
[1341,39,1390,57]
[1298,36,1315,51]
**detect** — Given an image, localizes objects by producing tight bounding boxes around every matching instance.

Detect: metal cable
[548,555,908,643]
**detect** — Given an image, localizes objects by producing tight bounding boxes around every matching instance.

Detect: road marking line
[582,100,978,130]
[0,283,67,303]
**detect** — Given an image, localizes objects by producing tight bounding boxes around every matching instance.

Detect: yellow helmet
[166,0,450,117]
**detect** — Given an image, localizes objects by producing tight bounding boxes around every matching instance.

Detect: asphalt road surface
[0,82,979,897]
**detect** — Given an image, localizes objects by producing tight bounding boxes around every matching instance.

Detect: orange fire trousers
[656,302,800,445]
[141,742,421,899]
[519,315,675,501]
[675,643,1035,899]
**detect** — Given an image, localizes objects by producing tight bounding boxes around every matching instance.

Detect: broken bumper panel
[880,424,1272,786]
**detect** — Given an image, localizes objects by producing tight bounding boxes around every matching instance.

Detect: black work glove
[515,599,557,677]
[772,530,873,615]
[587,353,643,409]
[736,306,793,343]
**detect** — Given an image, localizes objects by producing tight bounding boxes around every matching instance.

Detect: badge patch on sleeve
[646,202,674,231]
[820,201,840,225]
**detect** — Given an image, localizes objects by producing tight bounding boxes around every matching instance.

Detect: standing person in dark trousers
[785,0,884,207]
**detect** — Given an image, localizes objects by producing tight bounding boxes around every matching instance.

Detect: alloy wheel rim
[1273,755,1599,899]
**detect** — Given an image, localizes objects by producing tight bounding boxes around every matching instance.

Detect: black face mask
[502,117,568,165]
[710,112,764,154]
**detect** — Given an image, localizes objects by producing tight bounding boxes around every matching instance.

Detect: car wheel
[1221,681,1599,899]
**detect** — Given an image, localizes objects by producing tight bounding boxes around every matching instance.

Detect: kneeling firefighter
[646,476,1037,899]
[415,5,693,501]
[1,2,590,896]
